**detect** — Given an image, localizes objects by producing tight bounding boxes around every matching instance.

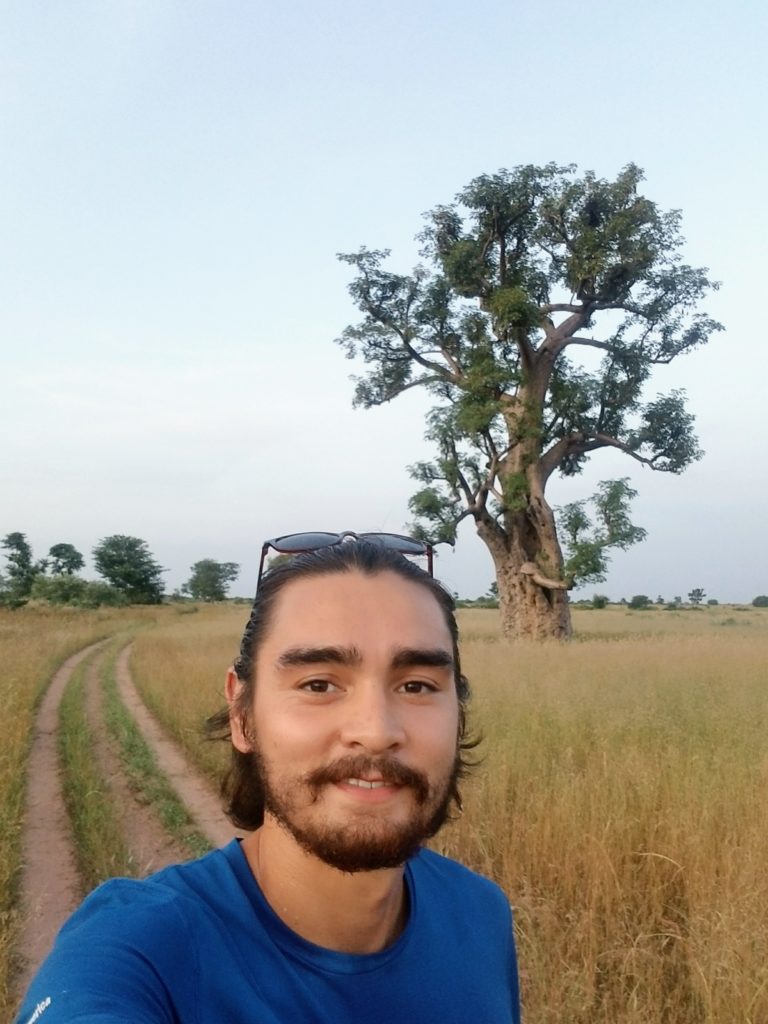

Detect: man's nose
[339,685,406,753]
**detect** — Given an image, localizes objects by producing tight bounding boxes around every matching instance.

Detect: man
[17,533,521,1023]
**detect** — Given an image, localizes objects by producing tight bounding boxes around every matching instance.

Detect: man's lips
[343,777,399,790]
[306,756,430,803]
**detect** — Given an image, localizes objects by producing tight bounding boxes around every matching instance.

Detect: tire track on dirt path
[115,643,241,849]
[16,641,106,993]
[83,649,192,877]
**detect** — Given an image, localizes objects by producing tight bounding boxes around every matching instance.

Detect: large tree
[337,163,721,639]
[93,535,165,604]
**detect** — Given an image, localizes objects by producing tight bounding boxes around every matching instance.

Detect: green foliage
[752,595,768,608]
[31,574,87,605]
[629,594,651,609]
[47,543,84,575]
[707,599,719,606]
[337,163,719,605]
[182,559,240,602]
[1,532,40,601]
[30,575,126,608]
[558,478,647,585]
[592,594,609,609]
[688,587,706,606]
[92,535,165,604]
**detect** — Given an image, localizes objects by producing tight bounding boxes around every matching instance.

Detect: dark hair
[206,540,477,830]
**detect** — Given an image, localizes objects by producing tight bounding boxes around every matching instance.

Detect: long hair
[206,540,478,830]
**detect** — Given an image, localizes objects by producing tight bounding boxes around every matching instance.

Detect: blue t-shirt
[16,841,520,1023]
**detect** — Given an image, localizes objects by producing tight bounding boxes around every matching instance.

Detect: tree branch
[576,433,658,467]
[540,429,660,484]
[541,303,584,313]
[519,561,571,590]
[562,336,615,352]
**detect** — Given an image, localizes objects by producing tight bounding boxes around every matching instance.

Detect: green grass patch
[101,646,211,859]
[58,655,134,892]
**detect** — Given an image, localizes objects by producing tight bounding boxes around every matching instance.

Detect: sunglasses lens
[360,533,426,554]
[271,533,341,552]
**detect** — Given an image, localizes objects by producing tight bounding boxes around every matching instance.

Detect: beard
[250,745,460,874]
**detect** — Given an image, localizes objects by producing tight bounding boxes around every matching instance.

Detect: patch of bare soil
[16,640,241,999]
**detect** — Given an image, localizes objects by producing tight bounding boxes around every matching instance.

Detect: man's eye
[399,680,437,695]
[300,679,338,694]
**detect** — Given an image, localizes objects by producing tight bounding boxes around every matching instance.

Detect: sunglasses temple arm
[256,542,272,589]
[427,545,433,577]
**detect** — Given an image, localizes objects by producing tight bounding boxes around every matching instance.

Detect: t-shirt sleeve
[14,881,196,1024]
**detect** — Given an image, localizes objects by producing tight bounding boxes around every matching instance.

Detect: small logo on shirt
[24,996,51,1024]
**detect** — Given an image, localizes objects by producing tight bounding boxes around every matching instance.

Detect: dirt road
[15,639,238,997]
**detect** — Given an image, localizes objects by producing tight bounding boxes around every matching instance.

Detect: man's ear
[225,667,252,753]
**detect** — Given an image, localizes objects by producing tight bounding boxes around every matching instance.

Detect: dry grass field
[130,602,768,1023]
[3,600,767,1022]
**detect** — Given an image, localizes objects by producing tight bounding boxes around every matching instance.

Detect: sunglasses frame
[256,530,434,588]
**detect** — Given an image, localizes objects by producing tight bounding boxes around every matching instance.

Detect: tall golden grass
[130,603,768,1023]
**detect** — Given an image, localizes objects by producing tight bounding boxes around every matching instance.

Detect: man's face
[230,569,461,872]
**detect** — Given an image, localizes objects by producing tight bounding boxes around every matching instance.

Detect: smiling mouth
[344,778,396,790]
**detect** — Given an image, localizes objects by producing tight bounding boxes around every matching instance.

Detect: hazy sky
[2,0,766,602]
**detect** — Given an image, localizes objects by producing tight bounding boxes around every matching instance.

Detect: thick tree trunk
[475,466,573,640]
[493,551,572,640]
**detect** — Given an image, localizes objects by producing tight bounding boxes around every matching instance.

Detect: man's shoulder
[59,841,242,943]
[410,848,511,911]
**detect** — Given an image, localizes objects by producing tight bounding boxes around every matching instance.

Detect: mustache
[305,756,431,804]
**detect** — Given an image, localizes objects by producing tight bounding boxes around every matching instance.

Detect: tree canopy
[1,532,39,605]
[337,163,721,639]
[182,559,240,602]
[93,535,165,604]
[47,543,85,576]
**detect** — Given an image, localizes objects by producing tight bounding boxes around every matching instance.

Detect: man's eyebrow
[276,646,362,668]
[390,648,454,670]
[275,646,454,671]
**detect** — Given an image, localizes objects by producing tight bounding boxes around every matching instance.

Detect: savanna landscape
[3,600,767,1023]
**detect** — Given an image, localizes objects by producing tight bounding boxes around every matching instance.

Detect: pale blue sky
[2,0,766,601]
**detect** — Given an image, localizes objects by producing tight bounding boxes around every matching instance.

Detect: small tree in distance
[47,543,85,575]
[337,163,721,640]
[688,587,706,606]
[753,596,768,608]
[1,532,40,604]
[629,594,651,609]
[183,560,240,602]
[93,535,164,604]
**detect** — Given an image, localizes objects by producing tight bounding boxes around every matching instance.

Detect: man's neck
[240,818,408,955]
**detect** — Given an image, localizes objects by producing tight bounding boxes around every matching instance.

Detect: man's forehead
[263,570,452,646]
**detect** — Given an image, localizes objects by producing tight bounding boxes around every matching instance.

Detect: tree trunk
[493,551,572,640]
[475,475,573,640]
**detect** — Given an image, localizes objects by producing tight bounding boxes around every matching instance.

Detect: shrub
[629,594,651,609]
[752,595,768,608]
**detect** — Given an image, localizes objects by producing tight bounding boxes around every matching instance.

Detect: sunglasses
[256,531,434,587]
